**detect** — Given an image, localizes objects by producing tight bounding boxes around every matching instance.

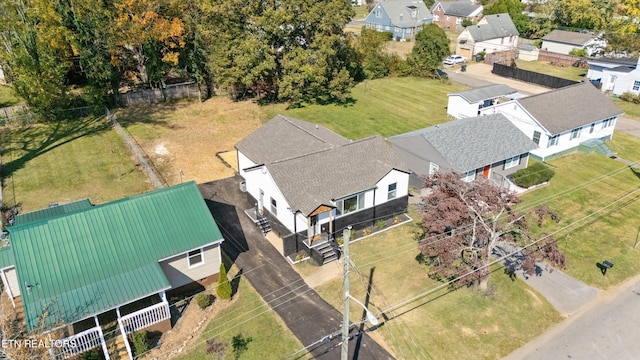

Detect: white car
[443,55,468,65]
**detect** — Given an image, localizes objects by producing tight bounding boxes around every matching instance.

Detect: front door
[310,215,321,239]
[482,165,490,178]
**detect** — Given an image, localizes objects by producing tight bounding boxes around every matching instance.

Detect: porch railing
[54,326,103,359]
[120,301,170,334]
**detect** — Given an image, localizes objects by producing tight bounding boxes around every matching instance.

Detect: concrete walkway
[198,176,394,360]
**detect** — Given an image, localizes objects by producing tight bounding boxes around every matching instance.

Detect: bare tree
[416,172,565,290]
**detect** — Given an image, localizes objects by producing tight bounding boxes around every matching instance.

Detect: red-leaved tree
[416,172,565,289]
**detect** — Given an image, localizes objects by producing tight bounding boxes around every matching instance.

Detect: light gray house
[365,0,433,41]
[388,114,537,189]
[587,57,640,96]
[456,13,519,58]
[541,30,601,56]
[447,84,518,118]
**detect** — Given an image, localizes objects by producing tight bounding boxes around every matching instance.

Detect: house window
[456,18,462,24]
[384,25,390,31]
[547,135,559,147]
[335,193,366,216]
[433,14,440,22]
[532,131,541,145]
[590,123,595,133]
[462,170,476,182]
[388,183,397,200]
[375,10,382,18]
[395,27,400,32]
[504,155,520,170]
[446,16,450,21]
[188,249,204,268]
[270,197,277,216]
[570,127,582,140]
[634,80,640,91]
[429,162,439,175]
[601,117,615,129]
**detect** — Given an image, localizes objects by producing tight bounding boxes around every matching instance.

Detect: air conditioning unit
[239,180,247,192]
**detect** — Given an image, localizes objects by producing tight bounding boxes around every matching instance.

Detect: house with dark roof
[541,30,602,56]
[388,114,536,189]
[364,0,433,41]
[431,1,483,31]
[480,82,623,161]
[447,84,518,118]
[456,13,519,59]
[587,57,640,96]
[1,182,224,360]
[235,115,410,264]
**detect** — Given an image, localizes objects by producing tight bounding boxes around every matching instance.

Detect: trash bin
[461,64,467,72]
[476,55,482,62]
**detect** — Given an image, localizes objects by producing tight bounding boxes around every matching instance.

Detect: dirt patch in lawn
[116,97,268,185]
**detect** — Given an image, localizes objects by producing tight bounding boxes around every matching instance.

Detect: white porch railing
[120,301,170,334]
[54,326,103,359]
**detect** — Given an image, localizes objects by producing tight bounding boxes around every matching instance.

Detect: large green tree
[483,0,532,36]
[407,24,449,78]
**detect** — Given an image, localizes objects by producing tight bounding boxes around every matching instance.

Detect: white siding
[4,268,19,297]
[541,41,580,55]
[472,36,518,55]
[447,95,480,118]
[375,170,409,205]
[159,243,222,289]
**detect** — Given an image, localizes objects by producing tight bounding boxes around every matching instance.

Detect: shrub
[569,48,587,57]
[337,237,344,246]
[381,31,394,41]
[376,220,386,229]
[206,338,228,358]
[131,331,150,357]
[362,228,372,236]
[295,252,307,261]
[461,18,473,27]
[82,349,103,360]
[394,216,401,224]
[512,162,555,188]
[195,293,212,309]
[217,264,232,300]
[621,91,635,102]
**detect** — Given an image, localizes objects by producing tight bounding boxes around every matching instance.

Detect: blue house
[365,0,433,40]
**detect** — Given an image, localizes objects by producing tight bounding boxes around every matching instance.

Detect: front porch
[53,292,171,360]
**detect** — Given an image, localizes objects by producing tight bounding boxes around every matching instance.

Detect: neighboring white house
[480,82,623,161]
[541,30,602,56]
[447,84,518,118]
[235,115,409,264]
[456,13,519,59]
[587,57,640,96]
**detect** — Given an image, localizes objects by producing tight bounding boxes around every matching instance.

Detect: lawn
[515,60,586,81]
[352,4,369,19]
[270,77,466,140]
[1,115,151,212]
[174,275,302,360]
[0,85,22,108]
[312,212,562,360]
[519,148,640,289]
[613,98,640,119]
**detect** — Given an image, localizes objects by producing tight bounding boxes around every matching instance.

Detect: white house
[235,115,409,264]
[456,13,519,59]
[480,82,623,161]
[447,84,518,118]
[541,30,602,56]
[587,57,640,96]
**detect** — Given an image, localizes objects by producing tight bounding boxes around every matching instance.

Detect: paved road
[199,177,394,360]
[504,274,640,360]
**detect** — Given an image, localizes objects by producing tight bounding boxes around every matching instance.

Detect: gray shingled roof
[378,0,433,28]
[467,13,518,42]
[268,136,409,215]
[451,84,517,103]
[517,82,623,135]
[542,30,594,46]
[388,114,537,174]
[235,115,349,165]
[436,1,482,17]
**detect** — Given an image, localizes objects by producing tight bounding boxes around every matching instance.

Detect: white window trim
[188,248,205,269]
[429,162,439,175]
[504,155,520,170]
[462,170,476,182]
[387,183,397,200]
[570,127,582,140]
[335,192,367,217]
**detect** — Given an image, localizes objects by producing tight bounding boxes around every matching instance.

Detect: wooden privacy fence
[119,82,200,106]
[538,50,588,68]
[485,50,518,66]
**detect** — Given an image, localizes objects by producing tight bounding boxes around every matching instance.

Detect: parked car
[443,55,468,65]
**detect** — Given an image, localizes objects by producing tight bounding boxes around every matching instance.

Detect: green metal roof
[0,246,14,269]
[14,199,93,226]
[8,181,224,330]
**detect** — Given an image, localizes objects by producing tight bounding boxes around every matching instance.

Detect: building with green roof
[2,181,224,360]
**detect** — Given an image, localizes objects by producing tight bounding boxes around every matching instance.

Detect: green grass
[174,277,302,360]
[515,61,586,81]
[1,116,151,212]
[613,98,640,119]
[315,214,562,359]
[0,85,23,108]
[266,77,467,139]
[520,150,640,289]
[352,5,369,19]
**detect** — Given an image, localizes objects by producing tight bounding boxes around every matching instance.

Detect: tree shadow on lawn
[115,101,189,130]
[1,115,113,179]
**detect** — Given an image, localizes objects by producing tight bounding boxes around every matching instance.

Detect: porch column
[329,211,333,240]
[116,307,134,360]
[94,315,111,360]
[0,269,15,308]
[307,216,312,247]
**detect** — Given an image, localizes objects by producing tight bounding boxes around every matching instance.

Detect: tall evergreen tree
[407,25,450,78]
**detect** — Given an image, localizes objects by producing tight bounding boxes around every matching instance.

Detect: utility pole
[341,226,352,360]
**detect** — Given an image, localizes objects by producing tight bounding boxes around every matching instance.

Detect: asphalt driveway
[198,176,393,360]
